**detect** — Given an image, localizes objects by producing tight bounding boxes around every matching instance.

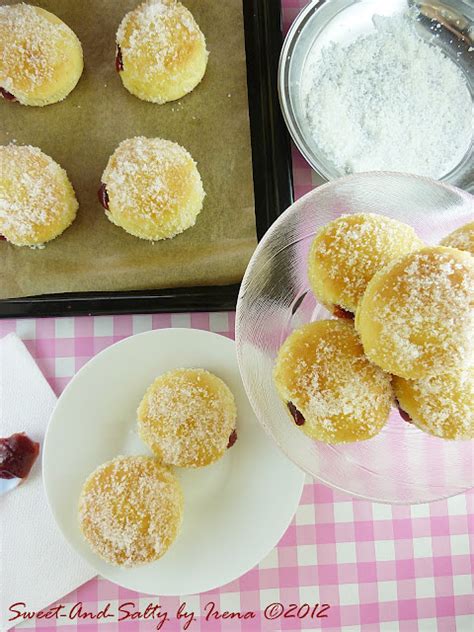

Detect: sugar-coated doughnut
[78,456,183,567]
[0,4,83,106]
[441,221,474,256]
[308,213,423,315]
[137,368,237,467]
[273,320,392,443]
[0,144,78,247]
[393,368,474,440]
[355,247,474,379]
[99,137,205,240]
[116,0,208,104]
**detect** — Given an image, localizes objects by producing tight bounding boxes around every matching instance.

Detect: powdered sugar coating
[303,12,472,178]
[356,247,474,379]
[441,222,474,257]
[117,0,208,103]
[101,136,205,240]
[308,213,424,313]
[0,144,78,246]
[0,4,83,106]
[78,455,183,567]
[273,320,392,443]
[393,368,474,440]
[137,368,237,467]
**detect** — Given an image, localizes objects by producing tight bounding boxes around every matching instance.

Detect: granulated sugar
[303,12,472,178]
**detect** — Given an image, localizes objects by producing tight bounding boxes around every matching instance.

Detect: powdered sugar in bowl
[279,0,473,190]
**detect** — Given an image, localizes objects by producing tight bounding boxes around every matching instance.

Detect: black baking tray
[0,0,293,318]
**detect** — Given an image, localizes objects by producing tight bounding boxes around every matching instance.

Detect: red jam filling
[287,401,305,426]
[333,305,354,320]
[395,400,412,423]
[227,429,238,448]
[98,183,109,210]
[0,87,17,101]
[0,235,6,241]
[115,45,124,72]
[0,432,40,480]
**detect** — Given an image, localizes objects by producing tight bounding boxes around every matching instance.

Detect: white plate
[43,328,305,595]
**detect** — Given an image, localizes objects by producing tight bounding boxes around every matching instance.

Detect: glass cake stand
[236,172,473,504]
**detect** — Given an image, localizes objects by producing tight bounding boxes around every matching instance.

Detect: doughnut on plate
[43,328,304,594]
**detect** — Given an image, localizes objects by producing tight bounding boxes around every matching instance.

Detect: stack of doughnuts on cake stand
[274,214,474,444]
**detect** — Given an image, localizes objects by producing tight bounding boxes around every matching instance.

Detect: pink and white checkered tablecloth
[3,2,473,631]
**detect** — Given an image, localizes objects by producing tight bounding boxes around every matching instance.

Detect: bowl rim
[278,0,334,179]
[235,171,474,504]
[240,171,473,271]
[278,0,474,186]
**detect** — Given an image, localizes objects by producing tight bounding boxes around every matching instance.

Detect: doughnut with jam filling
[308,213,423,315]
[137,368,237,467]
[79,456,183,567]
[116,0,208,104]
[393,368,474,440]
[0,144,78,247]
[355,246,474,379]
[99,136,204,241]
[0,4,83,106]
[273,320,392,443]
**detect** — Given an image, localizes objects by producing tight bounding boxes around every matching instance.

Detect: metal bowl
[279,0,474,190]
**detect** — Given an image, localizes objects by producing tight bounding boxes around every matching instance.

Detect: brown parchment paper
[0,0,256,299]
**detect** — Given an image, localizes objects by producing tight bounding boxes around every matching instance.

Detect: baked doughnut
[0,144,78,247]
[116,0,208,104]
[393,368,474,440]
[273,320,392,443]
[308,214,423,316]
[0,4,83,106]
[137,368,237,467]
[79,455,183,567]
[355,247,474,379]
[441,221,474,256]
[99,137,205,240]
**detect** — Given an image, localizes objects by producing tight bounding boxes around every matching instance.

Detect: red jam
[395,400,412,423]
[333,305,354,320]
[0,87,17,101]
[287,401,305,426]
[0,433,40,480]
[227,429,237,448]
[0,235,6,241]
[115,46,124,72]
[98,183,109,210]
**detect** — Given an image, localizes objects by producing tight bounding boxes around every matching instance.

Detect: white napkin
[0,333,94,631]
